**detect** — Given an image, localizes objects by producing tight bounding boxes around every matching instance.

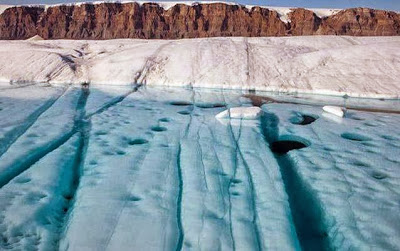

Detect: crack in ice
[0,86,68,159]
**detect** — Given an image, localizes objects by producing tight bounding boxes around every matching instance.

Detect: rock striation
[0,2,399,39]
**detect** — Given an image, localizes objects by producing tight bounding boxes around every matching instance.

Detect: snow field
[1,36,400,98]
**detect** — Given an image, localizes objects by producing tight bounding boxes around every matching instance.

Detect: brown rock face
[36,3,287,39]
[0,3,399,40]
[318,8,400,36]
[288,8,322,35]
[0,6,43,39]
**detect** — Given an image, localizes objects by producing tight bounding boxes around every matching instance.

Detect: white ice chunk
[216,106,263,120]
[322,105,346,117]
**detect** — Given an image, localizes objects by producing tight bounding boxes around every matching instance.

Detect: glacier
[0,84,399,250]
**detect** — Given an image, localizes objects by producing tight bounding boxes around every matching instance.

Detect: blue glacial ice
[0,84,399,250]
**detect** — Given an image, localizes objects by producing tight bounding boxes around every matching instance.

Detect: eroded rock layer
[0,2,399,39]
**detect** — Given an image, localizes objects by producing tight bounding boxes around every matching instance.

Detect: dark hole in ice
[271,140,308,154]
[170,101,193,106]
[291,114,317,125]
[231,178,242,184]
[364,122,379,127]
[116,150,126,155]
[341,132,371,142]
[178,110,191,115]
[159,117,170,122]
[128,195,142,202]
[212,170,228,177]
[299,115,316,125]
[372,171,387,180]
[63,195,73,201]
[89,160,98,165]
[94,130,108,136]
[151,126,167,132]
[26,133,39,138]
[103,150,115,156]
[81,82,89,88]
[195,103,226,109]
[352,160,369,167]
[128,138,148,145]
[231,191,240,196]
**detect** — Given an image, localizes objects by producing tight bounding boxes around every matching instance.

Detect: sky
[0,0,399,11]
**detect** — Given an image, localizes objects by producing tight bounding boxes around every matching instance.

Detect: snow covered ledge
[0,36,400,99]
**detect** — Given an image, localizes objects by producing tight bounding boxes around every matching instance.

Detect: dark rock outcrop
[0,2,399,39]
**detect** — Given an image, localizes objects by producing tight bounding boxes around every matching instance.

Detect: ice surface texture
[1,36,400,98]
[262,103,400,250]
[0,85,399,250]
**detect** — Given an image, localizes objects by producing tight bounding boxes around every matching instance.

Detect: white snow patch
[311,8,341,18]
[254,6,293,23]
[323,105,346,117]
[0,5,13,15]
[216,106,263,120]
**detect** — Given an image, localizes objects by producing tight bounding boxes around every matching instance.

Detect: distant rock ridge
[0,2,399,39]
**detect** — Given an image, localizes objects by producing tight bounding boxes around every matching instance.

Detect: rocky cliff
[0,6,44,39]
[0,2,399,39]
